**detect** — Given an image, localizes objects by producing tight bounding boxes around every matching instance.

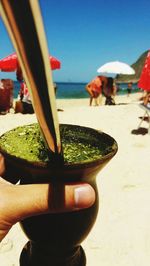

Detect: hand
[0,155,95,242]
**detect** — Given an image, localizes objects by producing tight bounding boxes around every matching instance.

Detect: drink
[0,123,117,166]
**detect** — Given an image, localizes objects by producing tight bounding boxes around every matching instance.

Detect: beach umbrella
[97,61,135,75]
[0,52,61,72]
[138,50,150,91]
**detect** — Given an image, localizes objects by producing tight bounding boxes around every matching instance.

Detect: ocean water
[13,81,140,99]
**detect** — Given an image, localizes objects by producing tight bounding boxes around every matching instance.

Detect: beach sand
[0,91,150,265]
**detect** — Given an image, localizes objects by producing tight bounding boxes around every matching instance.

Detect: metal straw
[0,0,63,162]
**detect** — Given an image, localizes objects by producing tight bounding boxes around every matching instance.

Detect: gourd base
[20,241,86,266]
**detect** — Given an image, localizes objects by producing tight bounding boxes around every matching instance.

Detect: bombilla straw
[0,0,62,161]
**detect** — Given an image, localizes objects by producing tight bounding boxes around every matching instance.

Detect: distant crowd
[86,76,150,107]
[0,77,149,114]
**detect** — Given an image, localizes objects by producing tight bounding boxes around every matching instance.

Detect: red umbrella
[0,52,61,72]
[138,50,150,91]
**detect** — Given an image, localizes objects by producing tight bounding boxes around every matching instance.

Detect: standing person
[53,82,57,94]
[143,91,150,106]
[86,76,102,106]
[19,81,34,114]
[103,77,116,105]
[127,82,133,97]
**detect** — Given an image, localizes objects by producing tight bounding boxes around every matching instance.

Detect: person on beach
[0,154,95,242]
[86,75,116,106]
[0,79,14,114]
[86,76,102,106]
[19,81,34,114]
[142,91,150,106]
[127,82,133,97]
[103,77,116,105]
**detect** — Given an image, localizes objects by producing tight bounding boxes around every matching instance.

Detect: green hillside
[116,50,149,83]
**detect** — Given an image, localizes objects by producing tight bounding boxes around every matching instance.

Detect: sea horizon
[13,80,140,99]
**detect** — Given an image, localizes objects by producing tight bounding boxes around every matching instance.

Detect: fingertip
[74,184,95,209]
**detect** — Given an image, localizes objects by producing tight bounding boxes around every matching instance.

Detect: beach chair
[0,79,14,114]
[137,103,150,134]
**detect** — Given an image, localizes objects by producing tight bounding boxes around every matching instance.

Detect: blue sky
[0,0,150,83]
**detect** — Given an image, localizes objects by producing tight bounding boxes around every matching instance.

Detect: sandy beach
[0,91,150,266]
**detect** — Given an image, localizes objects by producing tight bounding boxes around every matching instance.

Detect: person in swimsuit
[86,76,102,106]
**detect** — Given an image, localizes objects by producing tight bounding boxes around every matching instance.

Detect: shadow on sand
[131,127,148,135]
[116,103,129,105]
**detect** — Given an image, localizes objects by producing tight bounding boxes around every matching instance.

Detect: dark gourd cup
[0,123,118,266]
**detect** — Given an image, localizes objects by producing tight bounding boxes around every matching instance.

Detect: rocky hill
[116,50,149,83]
